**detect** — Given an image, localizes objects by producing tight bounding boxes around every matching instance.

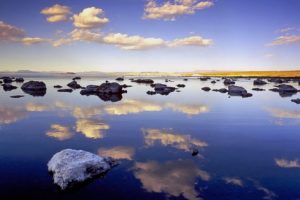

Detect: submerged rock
[199,77,210,81]
[151,83,176,95]
[97,93,123,102]
[21,81,47,96]
[211,80,216,84]
[270,84,298,97]
[253,79,267,85]
[67,81,82,89]
[202,87,211,91]
[115,77,124,81]
[48,149,116,190]
[98,82,123,94]
[212,88,228,93]
[228,85,252,98]
[146,91,156,95]
[291,98,300,104]
[3,77,13,83]
[10,95,24,98]
[72,77,81,80]
[191,149,199,156]
[252,88,265,91]
[3,83,17,91]
[80,85,99,95]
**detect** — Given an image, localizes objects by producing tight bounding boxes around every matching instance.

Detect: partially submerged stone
[202,87,211,92]
[270,84,298,97]
[131,79,154,84]
[224,78,235,85]
[67,80,82,89]
[291,98,300,104]
[228,85,252,98]
[48,149,117,190]
[3,83,17,91]
[21,81,47,96]
[253,79,267,85]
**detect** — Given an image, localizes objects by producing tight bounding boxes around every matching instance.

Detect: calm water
[1,77,300,200]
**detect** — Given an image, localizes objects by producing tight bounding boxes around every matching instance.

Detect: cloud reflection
[133,159,210,200]
[46,124,73,140]
[98,146,135,160]
[0,106,27,124]
[275,158,300,168]
[143,128,207,152]
[75,118,109,139]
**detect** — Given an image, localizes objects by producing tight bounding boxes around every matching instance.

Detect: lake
[0,77,300,200]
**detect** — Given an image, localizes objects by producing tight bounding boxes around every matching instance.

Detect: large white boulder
[48,149,116,190]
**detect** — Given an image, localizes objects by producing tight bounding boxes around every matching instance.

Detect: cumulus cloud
[41,4,71,23]
[73,7,109,29]
[275,158,300,168]
[268,35,300,46]
[133,160,210,200]
[46,124,73,141]
[0,21,25,42]
[169,36,213,47]
[144,0,214,20]
[22,37,50,45]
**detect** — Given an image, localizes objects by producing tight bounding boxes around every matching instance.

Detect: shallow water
[1,77,300,200]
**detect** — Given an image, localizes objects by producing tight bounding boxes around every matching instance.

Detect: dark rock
[54,85,63,88]
[211,80,216,84]
[3,83,17,91]
[291,98,300,104]
[252,88,265,91]
[3,77,13,83]
[121,84,132,88]
[72,77,81,80]
[15,77,24,82]
[199,77,210,81]
[147,91,156,95]
[270,84,298,97]
[21,81,47,96]
[80,85,99,95]
[10,95,24,98]
[202,87,211,91]
[116,77,124,81]
[176,84,185,88]
[58,89,73,93]
[212,88,228,93]
[183,78,188,81]
[98,82,123,94]
[151,83,176,95]
[131,79,154,84]
[253,79,267,85]
[228,85,252,98]
[67,81,82,89]
[192,149,199,156]
[224,78,235,85]
[97,93,123,102]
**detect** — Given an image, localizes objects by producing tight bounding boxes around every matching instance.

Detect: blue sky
[0,0,299,72]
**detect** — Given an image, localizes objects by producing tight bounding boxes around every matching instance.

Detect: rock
[10,95,24,98]
[21,81,47,96]
[3,77,13,83]
[15,77,24,82]
[252,88,265,91]
[268,78,284,84]
[192,149,199,156]
[97,93,123,102]
[3,83,17,91]
[199,77,210,81]
[151,83,176,95]
[0,80,2,84]
[211,80,216,84]
[67,81,82,89]
[80,85,99,95]
[147,91,156,95]
[202,87,211,91]
[270,84,298,97]
[115,77,124,81]
[131,79,154,84]
[224,78,235,85]
[183,78,188,81]
[253,79,267,85]
[48,149,117,190]
[291,98,300,104]
[98,82,123,94]
[72,77,81,80]
[54,85,63,88]
[58,89,73,93]
[176,84,185,88]
[212,88,228,93]
[228,85,252,98]
[121,84,132,88]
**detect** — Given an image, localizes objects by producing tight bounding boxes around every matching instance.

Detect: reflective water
[0,77,300,200]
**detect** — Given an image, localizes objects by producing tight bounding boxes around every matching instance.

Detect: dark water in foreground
[1,77,300,200]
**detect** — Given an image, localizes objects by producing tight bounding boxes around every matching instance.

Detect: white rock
[48,149,116,190]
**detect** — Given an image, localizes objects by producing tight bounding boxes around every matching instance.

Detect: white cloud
[275,158,300,168]
[41,4,71,23]
[102,33,165,50]
[73,7,109,29]
[169,35,213,47]
[144,0,214,20]
[22,37,49,45]
[268,35,300,46]
[0,21,25,42]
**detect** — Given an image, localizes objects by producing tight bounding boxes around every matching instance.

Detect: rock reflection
[97,93,123,102]
[142,128,208,152]
[133,159,210,200]
[75,119,109,139]
[46,124,73,141]
[98,146,135,160]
